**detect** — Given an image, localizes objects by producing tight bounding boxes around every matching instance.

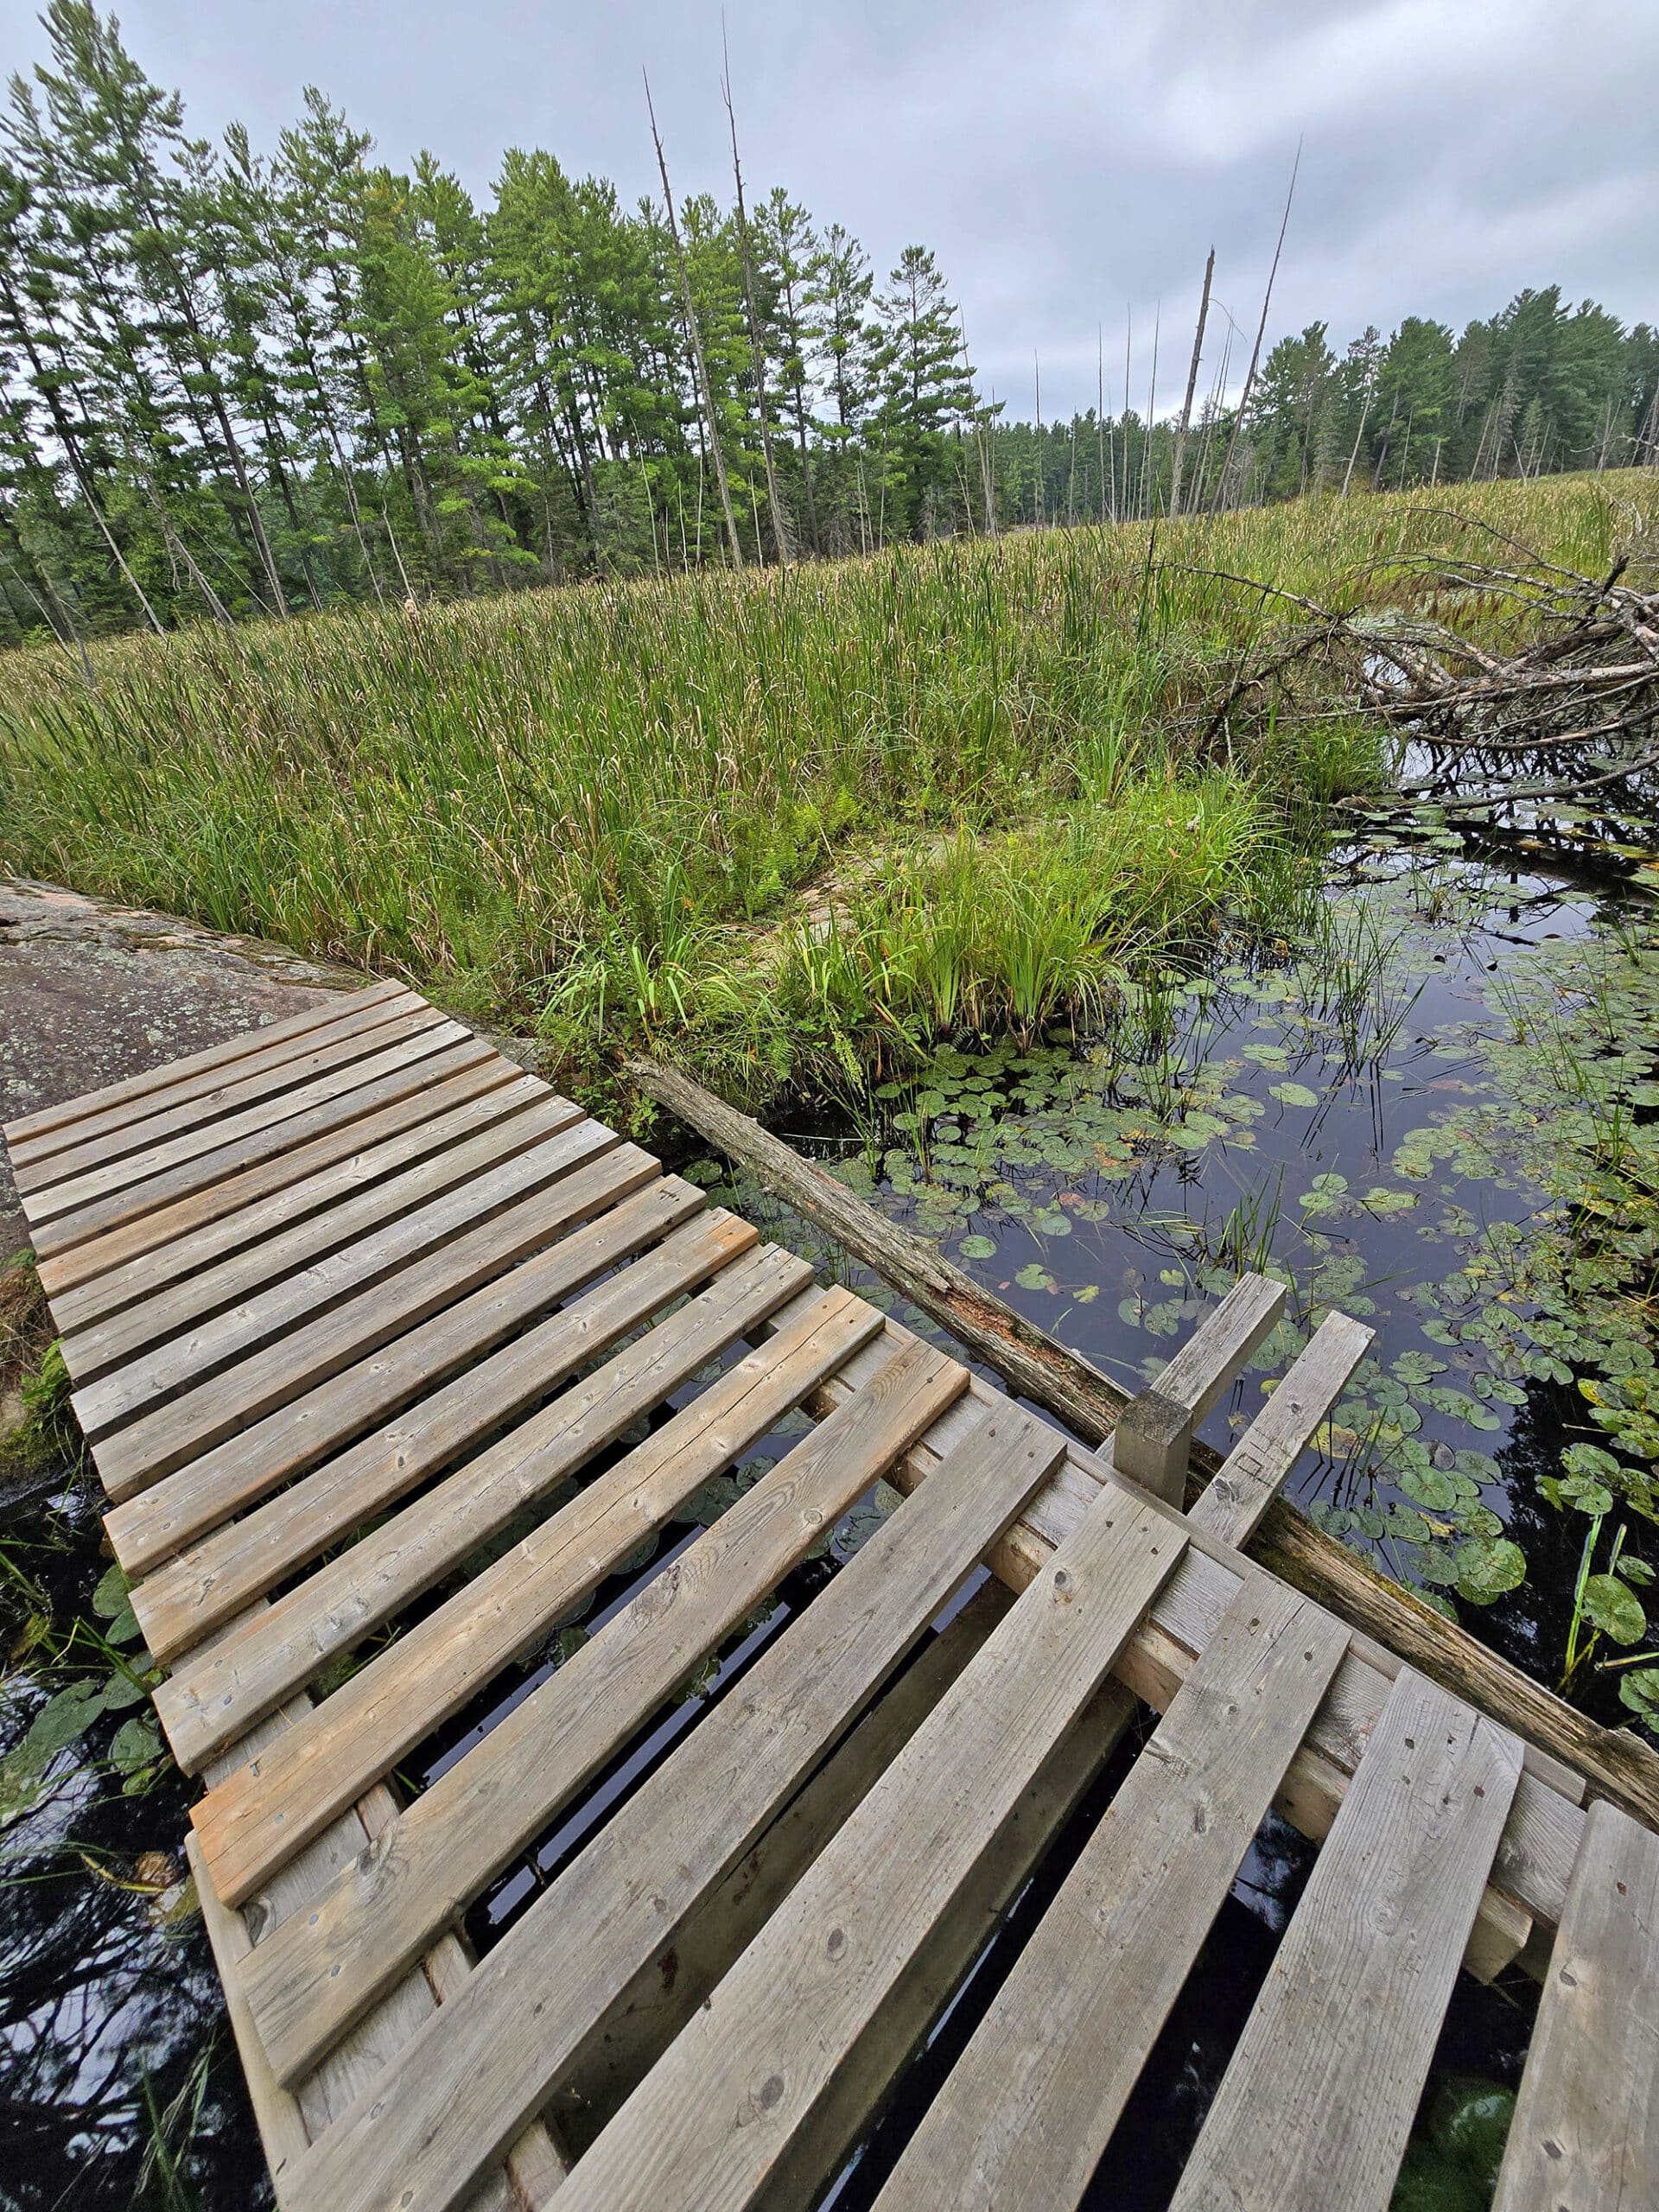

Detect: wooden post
[626,1053,1659,1833]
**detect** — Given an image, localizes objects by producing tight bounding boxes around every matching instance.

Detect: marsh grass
[2,473,1652,1094]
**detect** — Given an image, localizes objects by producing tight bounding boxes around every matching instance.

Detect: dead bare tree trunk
[1168,247,1214,520]
[645,73,744,572]
[1211,144,1300,513]
[722,43,790,564]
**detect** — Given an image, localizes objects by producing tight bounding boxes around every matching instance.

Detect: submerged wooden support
[4,987,1652,2212]
[627,1051,1659,1834]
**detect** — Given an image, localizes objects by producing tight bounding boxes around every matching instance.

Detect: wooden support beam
[627,1053,1659,1834]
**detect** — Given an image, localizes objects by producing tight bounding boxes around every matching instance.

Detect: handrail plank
[1492,1798,1659,2211]
[875,1578,1350,2212]
[277,1404,1066,2212]
[241,1332,965,2084]
[1169,1670,1524,2212]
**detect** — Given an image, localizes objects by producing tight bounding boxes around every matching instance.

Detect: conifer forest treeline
[2,2,1656,645]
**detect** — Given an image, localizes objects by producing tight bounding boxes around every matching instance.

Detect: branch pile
[1188,520,1659,820]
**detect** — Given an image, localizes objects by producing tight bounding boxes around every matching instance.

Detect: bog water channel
[6,820,1659,2209]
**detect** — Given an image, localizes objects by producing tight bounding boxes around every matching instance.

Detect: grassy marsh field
[4,474,1654,1103]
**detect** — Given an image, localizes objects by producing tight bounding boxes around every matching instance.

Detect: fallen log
[627,1052,1659,1833]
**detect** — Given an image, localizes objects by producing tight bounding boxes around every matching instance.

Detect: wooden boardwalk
[6,982,1656,2212]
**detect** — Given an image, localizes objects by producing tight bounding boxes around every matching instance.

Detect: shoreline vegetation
[3,474,1655,1109]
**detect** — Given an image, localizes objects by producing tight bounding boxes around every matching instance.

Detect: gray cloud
[3,0,1653,417]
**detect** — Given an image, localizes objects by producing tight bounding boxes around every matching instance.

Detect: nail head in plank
[276,1404,1066,2212]
[1491,1797,1659,2212]
[875,1580,1351,2212]
[1169,1671,1524,2212]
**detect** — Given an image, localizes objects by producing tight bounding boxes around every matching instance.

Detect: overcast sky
[3,0,1655,419]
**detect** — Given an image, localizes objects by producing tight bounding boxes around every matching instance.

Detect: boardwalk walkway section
[6,983,1654,2212]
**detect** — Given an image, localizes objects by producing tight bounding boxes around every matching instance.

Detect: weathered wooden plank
[3,976,405,1147]
[132,1209,763,1662]
[71,1104,600,1435]
[49,1062,538,1338]
[242,1332,965,2085]
[1190,1313,1374,1548]
[197,1639,563,2212]
[553,1486,1186,2212]
[1168,1671,1525,2212]
[875,1579,1351,2212]
[156,1219,790,1770]
[109,1170,707,1583]
[90,1141,658,1500]
[63,1094,585,1394]
[19,1006,456,1224]
[556,1582,1016,2152]
[1491,1797,1659,2212]
[192,1264,851,1904]
[801,1313,1586,1955]
[33,1036,505,1296]
[12,995,439,1194]
[29,1022,488,1261]
[185,1829,310,2206]
[278,1404,1066,2212]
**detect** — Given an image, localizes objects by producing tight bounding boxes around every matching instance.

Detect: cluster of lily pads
[793,851,1659,1725]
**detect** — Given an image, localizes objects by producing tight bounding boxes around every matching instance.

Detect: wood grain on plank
[107,1166,702,1579]
[132,1207,764,1663]
[554,1487,1186,2212]
[1491,1797,1659,2212]
[12,993,434,1192]
[90,1141,657,1500]
[49,1063,538,1338]
[1189,1313,1373,1548]
[62,1092,584,1390]
[241,1333,965,2084]
[155,1215,784,1770]
[191,1262,843,1904]
[1169,1670,1524,2212]
[806,1315,1585,1955]
[875,1580,1351,2212]
[18,1005,454,1223]
[276,1405,1066,2212]
[33,1036,505,1295]
[555,1583,1015,2152]
[29,1022,487,1261]
[3,977,404,1147]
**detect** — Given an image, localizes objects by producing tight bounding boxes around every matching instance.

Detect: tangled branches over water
[1187,510,1659,823]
